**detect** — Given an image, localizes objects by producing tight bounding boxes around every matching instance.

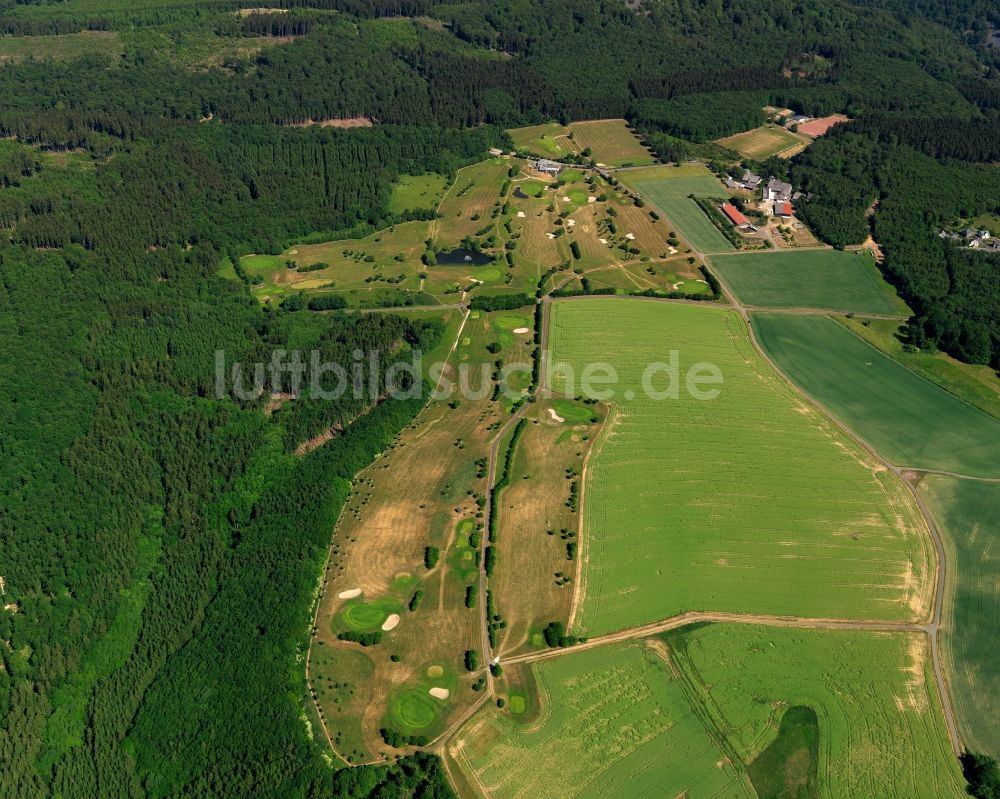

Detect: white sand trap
[667,246,678,254]
[587,195,596,203]
[338,588,362,599]
[517,211,526,218]
[625,233,636,240]
[567,219,576,227]
[599,238,608,244]
[548,408,565,423]
[382,613,400,631]
[562,196,571,202]
[546,233,556,239]
[429,687,450,700]
[513,327,530,334]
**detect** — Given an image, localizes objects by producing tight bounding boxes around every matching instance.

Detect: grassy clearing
[920,476,1000,760]
[669,624,967,798]
[0,30,121,63]
[710,249,906,315]
[717,124,804,160]
[435,158,511,246]
[449,641,750,798]
[568,119,654,167]
[548,300,933,636]
[388,173,448,215]
[623,166,735,253]
[836,315,1000,420]
[752,313,1000,477]
[507,122,573,158]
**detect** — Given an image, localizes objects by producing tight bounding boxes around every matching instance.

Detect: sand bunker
[587,195,596,203]
[625,233,636,240]
[382,613,401,631]
[548,408,565,423]
[567,219,576,227]
[546,233,556,239]
[562,196,571,202]
[599,238,608,244]
[513,327,530,334]
[337,588,362,599]
[429,687,450,700]
[517,211,526,218]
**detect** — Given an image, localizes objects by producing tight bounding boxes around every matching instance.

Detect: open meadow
[669,623,967,798]
[620,164,735,253]
[448,641,751,798]
[507,123,574,158]
[920,476,1000,760]
[716,124,806,160]
[388,173,448,215]
[547,299,933,637]
[709,249,907,315]
[752,313,1000,477]
[567,119,654,167]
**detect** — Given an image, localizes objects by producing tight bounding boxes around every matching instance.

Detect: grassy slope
[919,476,1000,760]
[710,249,906,315]
[548,300,932,635]
[752,314,1000,477]
[568,119,654,167]
[670,624,967,799]
[451,641,750,798]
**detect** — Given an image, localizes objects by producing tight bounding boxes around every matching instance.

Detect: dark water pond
[436,248,493,266]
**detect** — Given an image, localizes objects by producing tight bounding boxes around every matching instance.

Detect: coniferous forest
[0,1,997,797]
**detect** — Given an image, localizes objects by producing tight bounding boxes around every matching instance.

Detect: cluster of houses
[721,171,802,219]
[939,227,1000,252]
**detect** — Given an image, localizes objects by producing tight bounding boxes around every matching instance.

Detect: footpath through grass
[710,249,906,315]
[920,476,1000,760]
[669,623,967,799]
[548,299,932,636]
[753,313,1000,477]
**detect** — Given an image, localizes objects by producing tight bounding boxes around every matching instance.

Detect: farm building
[774,201,794,217]
[741,171,762,190]
[764,177,794,202]
[532,158,563,176]
[721,202,756,232]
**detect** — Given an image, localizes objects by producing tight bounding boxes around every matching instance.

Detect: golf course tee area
[546,299,934,636]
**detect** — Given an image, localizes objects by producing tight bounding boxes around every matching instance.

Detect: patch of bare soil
[288,117,374,129]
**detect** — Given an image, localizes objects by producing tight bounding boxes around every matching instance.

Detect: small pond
[436,248,493,266]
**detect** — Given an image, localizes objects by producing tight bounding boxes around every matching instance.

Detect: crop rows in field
[710,249,905,315]
[753,313,1000,477]
[547,299,933,636]
[450,642,750,798]
[669,624,967,798]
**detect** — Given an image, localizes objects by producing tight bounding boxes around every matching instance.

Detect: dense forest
[0,1,997,797]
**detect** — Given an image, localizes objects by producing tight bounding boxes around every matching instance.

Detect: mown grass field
[547,300,933,636]
[837,315,1000,419]
[920,476,1000,760]
[435,158,512,246]
[507,122,573,158]
[449,641,751,798]
[669,624,967,798]
[388,173,448,215]
[752,314,1000,477]
[716,124,805,160]
[709,249,906,314]
[622,165,735,253]
[568,119,654,167]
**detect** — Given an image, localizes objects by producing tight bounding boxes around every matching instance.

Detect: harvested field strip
[752,313,1000,477]
[669,624,967,798]
[449,642,751,798]
[548,300,933,636]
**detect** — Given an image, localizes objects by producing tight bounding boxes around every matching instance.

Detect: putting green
[560,169,583,182]
[340,597,399,631]
[495,314,532,330]
[392,689,439,730]
[520,181,545,198]
[476,267,502,282]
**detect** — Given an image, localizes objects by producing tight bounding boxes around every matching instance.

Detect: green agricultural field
[547,300,933,636]
[837,315,1000,419]
[388,173,448,214]
[752,314,1000,477]
[717,124,805,160]
[568,119,654,167]
[669,624,967,798]
[920,477,1000,759]
[710,249,906,315]
[507,122,573,157]
[449,642,751,798]
[622,166,735,253]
